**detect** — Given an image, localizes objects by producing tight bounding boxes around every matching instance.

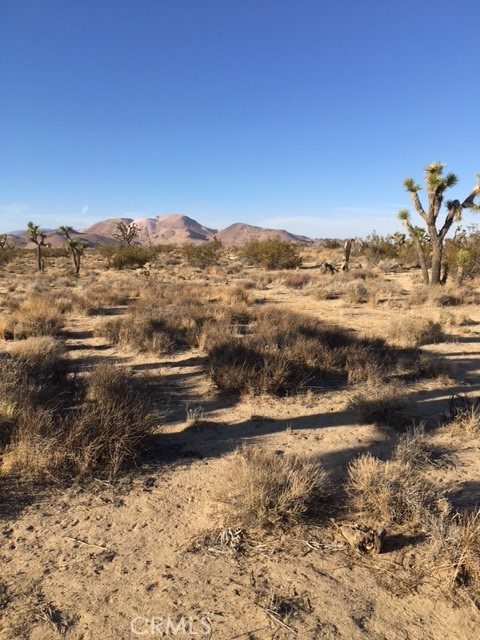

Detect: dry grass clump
[343,281,369,304]
[427,510,480,602]
[385,315,445,347]
[208,339,298,395]
[446,395,480,435]
[391,423,433,467]
[282,273,311,289]
[220,446,329,529]
[412,351,454,382]
[0,337,69,411]
[1,362,155,482]
[347,382,408,426]
[346,453,448,529]
[4,295,65,339]
[343,343,390,384]
[98,315,178,354]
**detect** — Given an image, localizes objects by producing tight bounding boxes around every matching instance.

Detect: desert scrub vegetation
[219,445,329,529]
[239,237,303,269]
[1,294,66,339]
[346,453,448,530]
[427,509,480,604]
[207,307,417,395]
[384,314,445,347]
[347,382,408,426]
[96,283,256,354]
[182,238,223,268]
[0,337,70,411]
[0,355,156,482]
[446,395,480,436]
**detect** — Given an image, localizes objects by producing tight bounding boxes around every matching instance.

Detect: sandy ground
[1,257,480,639]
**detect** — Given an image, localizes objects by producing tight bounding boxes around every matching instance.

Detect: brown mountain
[216,222,312,246]
[5,215,314,248]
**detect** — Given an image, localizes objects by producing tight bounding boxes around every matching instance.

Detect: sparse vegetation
[346,453,448,529]
[239,237,303,269]
[220,445,329,529]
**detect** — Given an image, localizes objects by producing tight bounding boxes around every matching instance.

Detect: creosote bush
[220,446,329,529]
[239,238,303,270]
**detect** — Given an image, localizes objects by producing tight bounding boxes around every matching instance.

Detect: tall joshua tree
[27,221,48,271]
[398,163,480,285]
[113,221,139,246]
[59,226,88,276]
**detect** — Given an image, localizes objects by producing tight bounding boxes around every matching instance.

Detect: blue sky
[1,0,479,238]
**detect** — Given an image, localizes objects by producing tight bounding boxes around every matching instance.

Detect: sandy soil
[1,256,480,639]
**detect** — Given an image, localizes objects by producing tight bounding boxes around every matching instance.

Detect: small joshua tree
[27,221,48,271]
[113,221,139,246]
[59,226,88,276]
[398,163,480,285]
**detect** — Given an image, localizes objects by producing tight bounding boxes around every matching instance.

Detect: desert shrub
[0,337,69,411]
[220,445,329,529]
[343,343,388,384]
[347,382,407,426]
[6,295,65,339]
[283,273,310,289]
[239,238,303,270]
[446,395,480,435]
[65,387,153,480]
[385,316,445,347]
[182,238,223,268]
[2,363,155,482]
[414,352,453,380]
[346,453,448,529]
[208,339,297,395]
[0,247,16,265]
[98,316,177,354]
[100,245,152,269]
[323,239,341,249]
[343,281,369,304]
[427,510,480,601]
[391,423,433,467]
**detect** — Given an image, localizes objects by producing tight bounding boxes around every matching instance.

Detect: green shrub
[182,238,223,268]
[239,238,302,270]
[100,245,152,269]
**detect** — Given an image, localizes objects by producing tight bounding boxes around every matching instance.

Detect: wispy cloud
[80,205,89,216]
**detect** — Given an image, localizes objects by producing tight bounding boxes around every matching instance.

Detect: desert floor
[1,250,479,640]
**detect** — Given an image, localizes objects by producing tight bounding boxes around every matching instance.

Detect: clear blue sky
[1,0,479,238]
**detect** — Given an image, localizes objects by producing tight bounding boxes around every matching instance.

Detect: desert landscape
[1,219,480,639]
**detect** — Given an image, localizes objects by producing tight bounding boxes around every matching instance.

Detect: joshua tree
[59,226,88,276]
[113,221,139,246]
[27,221,48,271]
[398,163,480,285]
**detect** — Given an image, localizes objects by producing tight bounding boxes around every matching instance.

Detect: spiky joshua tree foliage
[113,221,139,246]
[59,226,88,276]
[27,221,48,271]
[398,163,480,285]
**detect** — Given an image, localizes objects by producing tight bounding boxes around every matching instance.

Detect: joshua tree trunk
[341,239,352,272]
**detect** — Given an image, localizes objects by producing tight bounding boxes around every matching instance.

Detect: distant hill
[216,222,312,246]
[4,214,316,247]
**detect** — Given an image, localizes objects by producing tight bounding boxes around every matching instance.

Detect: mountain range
[5,214,316,248]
